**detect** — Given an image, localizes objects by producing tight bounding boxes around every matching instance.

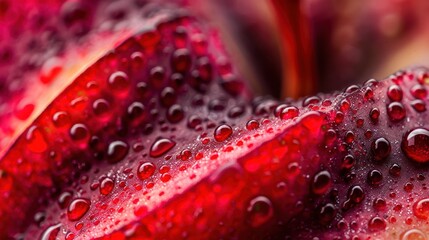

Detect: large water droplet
[402,128,429,163]
[246,196,273,227]
[214,124,233,142]
[400,229,427,240]
[413,198,429,220]
[67,198,90,221]
[150,138,175,157]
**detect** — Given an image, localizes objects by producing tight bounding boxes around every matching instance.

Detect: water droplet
[373,198,386,211]
[411,84,427,99]
[371,137,391,162]
[107,141,129,163]
[171,48,191,73]
[341,155,355,170]
[92,98,110,117]
[214,124,233,142]
[67,198,90,221]
[402,128,429,163]
[108,71,130,95]
[160,87,177,107]
[389,163,401,177]
[180,149,192,161]
[149,66,165,88]
[246,196,273,227]
[246,120,260,131]
[387,85,403,101]
[318,203,336,225]
[52,111,70,128]
[228,105,245,118]
[70,123,89,141]
[387,102,406,122]
[150,138,175,157]
[127,101,145,120]
[311,170,332,195]
[166,104,184,123]
[348,185,365,204]
[367,170,383,186]
[303,96,321,107]
[368,216,386,232]
[26,126,48,153]
[99,177,114,195]
[220,74,244,96]
[411,99,426,112]
[137,162,156,180]
[401,229,427,240]
[280,106,299,120]
[58,191,73,209]
[187,115,202,129]
[369,108,380,123]
[40,223,61,240]
[413,198,429,220]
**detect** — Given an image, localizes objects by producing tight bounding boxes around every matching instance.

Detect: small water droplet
[402,128,429,163]
[368,216,386,232]
[187,115,202,129]
[52,111,70,128]
[371,137,391,162]
[99,177,114,195]
[171,48,191,73]
[369,108,380,123]
[108,71,130,95]
[367,170,383,186]
[280,106,299,120]
[246,120,259,131]
[137,162,156,180]
[318,203,336,225]
[373,198,386,211]
[311,170,332,195]
[69,123,89,141]
[106,141,129,163]
[348,185,365,204]
[67,198,90,221]
[214,124,233,142]
[387,102,406,122]
[246,196,273,227]
[387,85,403,101]
[92,98,110,117]
[166,104,184,123]
[411,84,427,99]
[150,138,175,158]
[160,87,177,107]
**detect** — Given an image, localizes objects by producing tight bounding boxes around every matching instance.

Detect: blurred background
[184,0,429,98]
